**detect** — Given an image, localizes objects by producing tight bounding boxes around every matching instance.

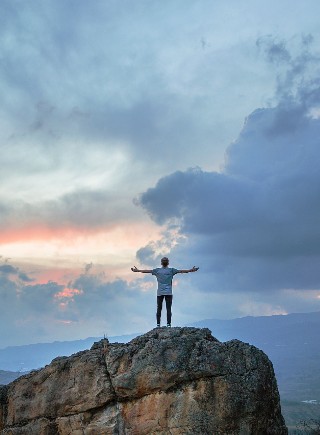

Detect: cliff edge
[0,327,287,434]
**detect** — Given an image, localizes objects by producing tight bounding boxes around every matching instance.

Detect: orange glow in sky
[0,219,164,285]
[54,287,83,299]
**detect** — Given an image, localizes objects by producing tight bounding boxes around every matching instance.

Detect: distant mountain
[191,311,320,347]
[0,333,139,373]
[0,370,23,385]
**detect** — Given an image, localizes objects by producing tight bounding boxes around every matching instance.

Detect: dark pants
[157,295,173,325]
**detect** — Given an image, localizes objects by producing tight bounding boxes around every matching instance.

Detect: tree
[295,419,320,435]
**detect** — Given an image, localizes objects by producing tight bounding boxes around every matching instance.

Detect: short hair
[161,257,169,262]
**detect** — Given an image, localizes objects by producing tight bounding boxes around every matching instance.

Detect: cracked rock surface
[0,327,287,434]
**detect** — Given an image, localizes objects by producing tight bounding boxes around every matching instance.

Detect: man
[131,257,199,328]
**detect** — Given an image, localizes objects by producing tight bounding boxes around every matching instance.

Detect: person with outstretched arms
[131,257,199,328]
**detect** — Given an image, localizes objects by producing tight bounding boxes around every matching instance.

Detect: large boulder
[0,327,287,434]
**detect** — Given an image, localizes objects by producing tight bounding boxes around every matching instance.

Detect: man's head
[161,257,169,267]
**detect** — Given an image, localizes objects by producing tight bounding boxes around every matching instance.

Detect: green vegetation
[281,401,320,434]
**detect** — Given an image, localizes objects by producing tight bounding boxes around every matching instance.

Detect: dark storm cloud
[137,39,320,294]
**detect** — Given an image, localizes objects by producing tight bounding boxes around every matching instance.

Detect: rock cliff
[0,327,287,434]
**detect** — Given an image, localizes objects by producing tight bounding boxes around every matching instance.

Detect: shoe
[167,324,171,328]
[157,323,160,328]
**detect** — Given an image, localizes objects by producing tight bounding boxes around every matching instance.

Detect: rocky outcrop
[0,327,287,434]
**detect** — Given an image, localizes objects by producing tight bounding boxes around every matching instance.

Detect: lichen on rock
[0,327,287,434]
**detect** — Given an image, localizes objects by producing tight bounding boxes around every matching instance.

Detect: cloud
[2,0,293,205]
[256,36,292,65]
[2,5,320,249]
[0,264,18,274]
[0,260,157,347]
[0,263,33,282]
[0,188,140,240]
[136,228,184,264]
[1,0,259,242]
[137,38,320,300]
[256,34,320,103]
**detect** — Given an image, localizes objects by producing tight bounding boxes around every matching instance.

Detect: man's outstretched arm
[177,266,199,274]
[131,266,152,273]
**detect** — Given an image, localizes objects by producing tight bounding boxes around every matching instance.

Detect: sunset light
[1,1,320,350]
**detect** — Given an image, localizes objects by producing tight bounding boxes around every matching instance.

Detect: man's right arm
[131,266,153,273]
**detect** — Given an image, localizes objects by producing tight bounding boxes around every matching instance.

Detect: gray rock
[0,327,287,434]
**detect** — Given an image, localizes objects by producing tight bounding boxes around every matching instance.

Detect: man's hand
[191,266,199,272]
[131,266,139,272]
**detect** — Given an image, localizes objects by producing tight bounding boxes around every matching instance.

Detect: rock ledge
[0,327,287,434]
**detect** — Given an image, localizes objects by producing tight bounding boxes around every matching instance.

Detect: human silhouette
[131,257,199,327]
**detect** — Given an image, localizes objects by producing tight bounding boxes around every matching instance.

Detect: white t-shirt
[152,267,179,296]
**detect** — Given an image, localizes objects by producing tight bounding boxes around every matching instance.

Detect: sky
[1,0,320,347]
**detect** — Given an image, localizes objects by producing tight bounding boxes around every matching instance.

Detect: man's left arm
[176,266,199,274]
